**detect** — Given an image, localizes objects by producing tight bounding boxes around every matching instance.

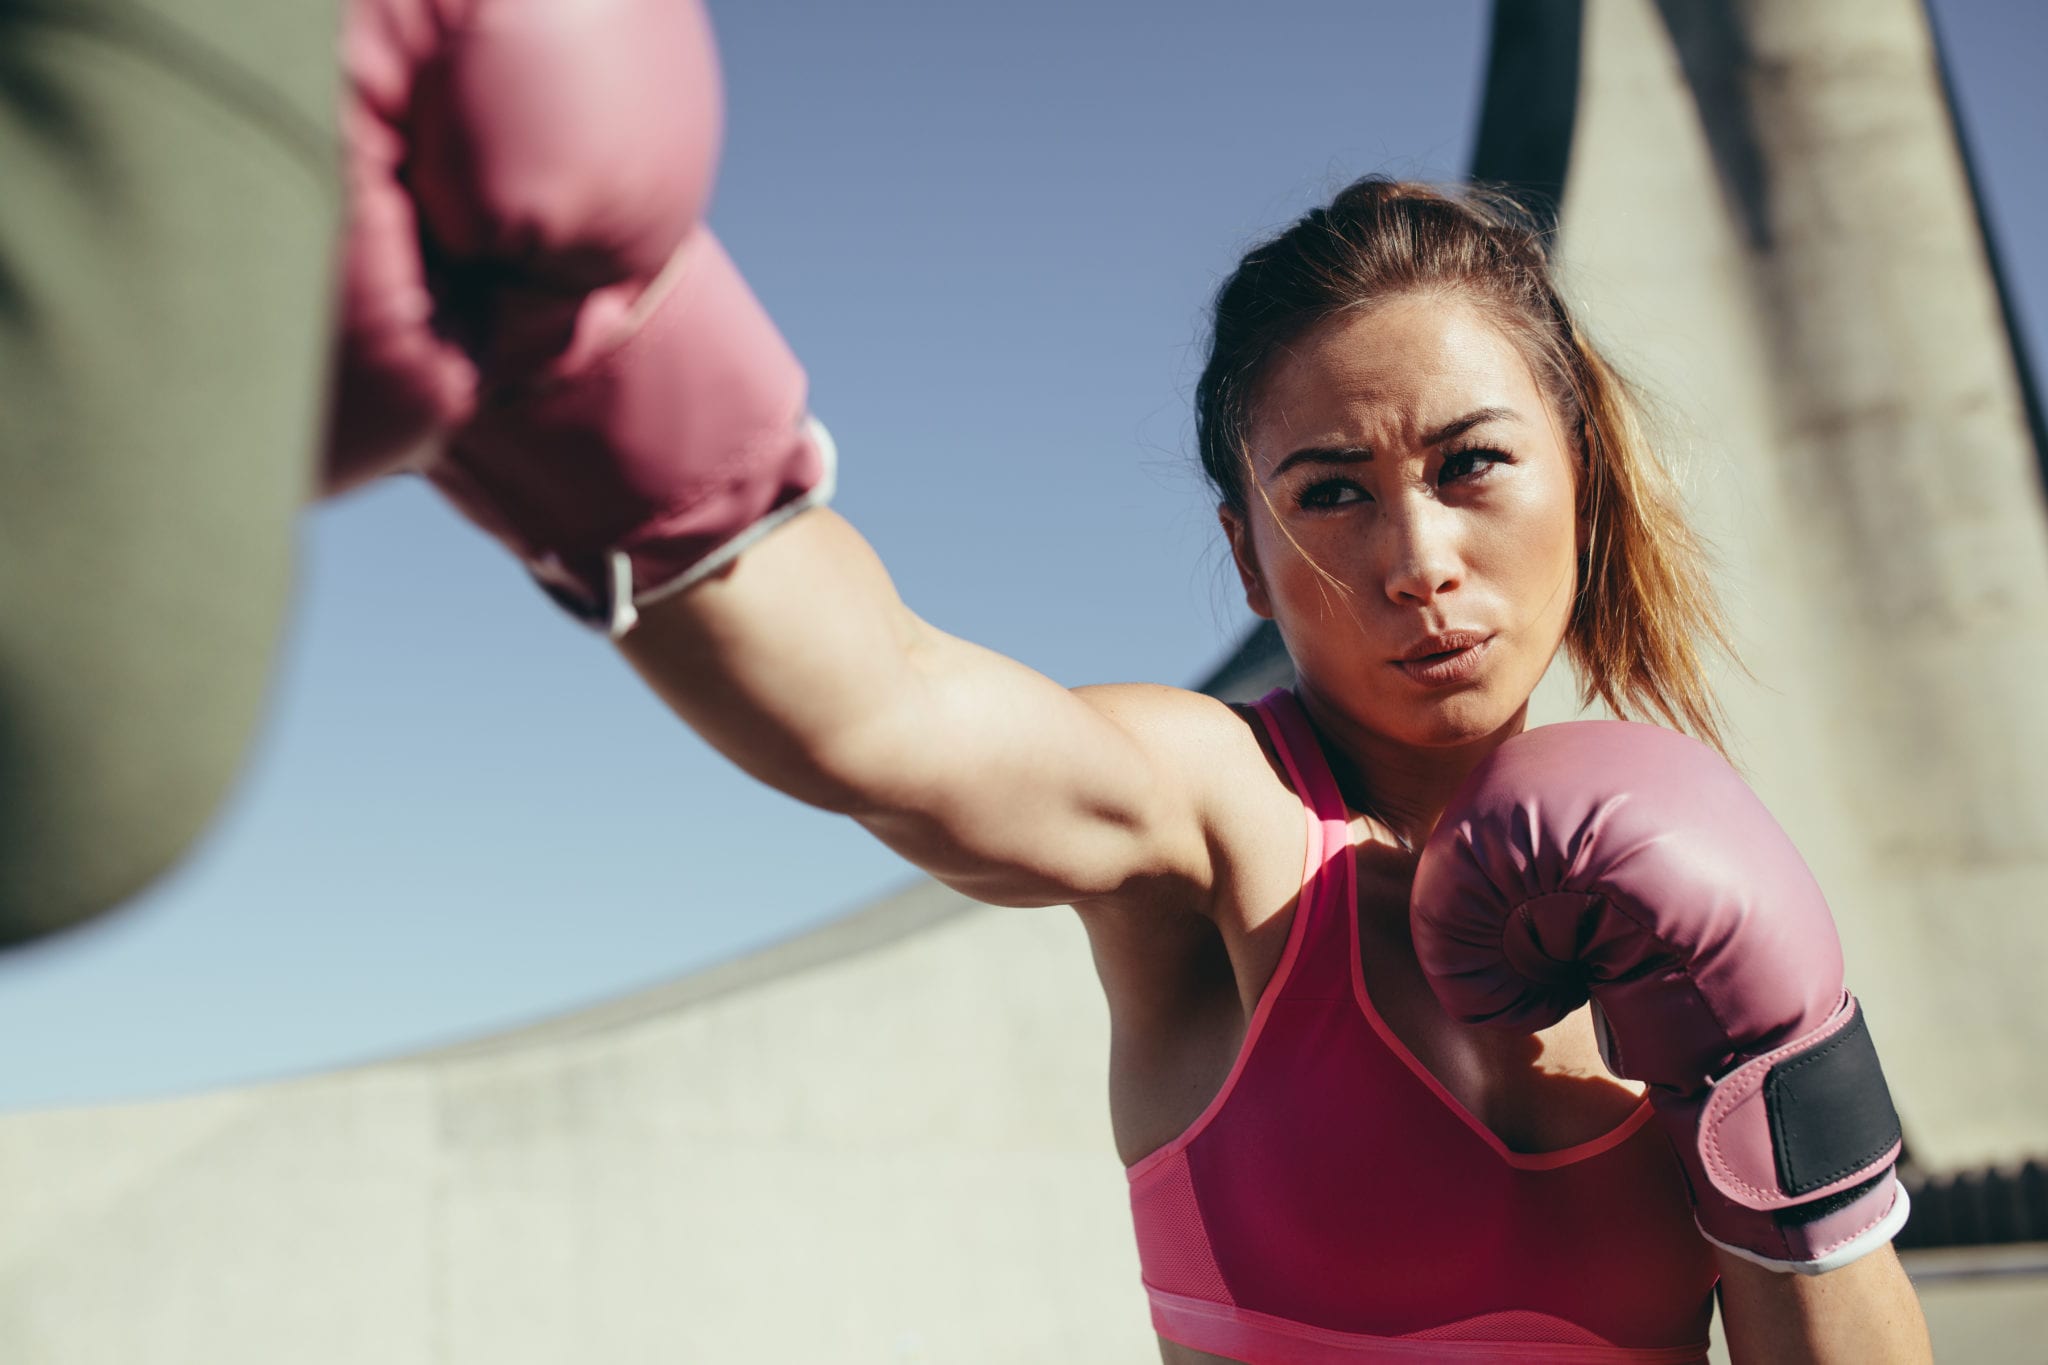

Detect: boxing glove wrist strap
[1687,994,1909,1274]
[1697,994,1903,1212]
[530,416,838,638]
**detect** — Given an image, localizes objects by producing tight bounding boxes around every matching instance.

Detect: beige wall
[2,883,2037,1363]
[1526,0,2048,1172]
[0,887,1159,1363]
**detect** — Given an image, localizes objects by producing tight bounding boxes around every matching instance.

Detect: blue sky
[1,0,2041,1112]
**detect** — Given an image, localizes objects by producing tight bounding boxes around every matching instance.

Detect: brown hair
[1196,176,1734,750]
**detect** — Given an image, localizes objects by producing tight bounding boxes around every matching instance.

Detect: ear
[1219,503,1275,620]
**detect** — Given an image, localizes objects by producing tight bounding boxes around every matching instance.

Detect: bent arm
[1717,1246,1930,1365]
[618,508,1218,909]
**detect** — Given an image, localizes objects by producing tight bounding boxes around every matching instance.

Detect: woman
[620,178,1931,1363]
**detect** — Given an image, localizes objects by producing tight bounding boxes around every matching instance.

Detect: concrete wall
[1524,0,2048,1173]
[0,884,1158,1363]
[3,885,2038,1363]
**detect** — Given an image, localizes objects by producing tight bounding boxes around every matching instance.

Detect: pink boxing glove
[1410,722,1910,1275]
[324,0,833,636]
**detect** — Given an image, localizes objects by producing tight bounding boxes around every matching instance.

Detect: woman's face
[1224,293,1581,751]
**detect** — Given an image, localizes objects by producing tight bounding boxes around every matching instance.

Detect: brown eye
[1440,449,1508,484]
[1300,479,1367,509]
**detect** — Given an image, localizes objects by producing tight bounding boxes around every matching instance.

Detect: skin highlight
[1222,292,1584,845]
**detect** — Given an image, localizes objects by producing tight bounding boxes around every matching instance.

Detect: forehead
[1246,294,1549,473]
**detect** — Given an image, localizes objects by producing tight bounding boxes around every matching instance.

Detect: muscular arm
[618,508,1221,910]
[1717,1246,1930,1365]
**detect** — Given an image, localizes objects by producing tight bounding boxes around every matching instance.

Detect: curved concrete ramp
[0,882,1155,1363]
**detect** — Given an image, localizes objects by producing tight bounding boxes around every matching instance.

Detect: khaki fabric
[0,0,342,942]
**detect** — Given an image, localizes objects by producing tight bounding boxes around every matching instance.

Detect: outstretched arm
[618,507,1222,912]
[326,0,1227,918]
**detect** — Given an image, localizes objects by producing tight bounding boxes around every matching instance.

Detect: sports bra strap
[1247,688,1357,1002]
[1252,689,1349,826]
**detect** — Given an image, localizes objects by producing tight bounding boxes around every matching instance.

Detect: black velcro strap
[1776,1171,1892,1228]
[1766,1004,1903,1196]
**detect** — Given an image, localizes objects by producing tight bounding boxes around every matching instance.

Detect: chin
[1296,640,1546,752]
[1376,683,1529,750]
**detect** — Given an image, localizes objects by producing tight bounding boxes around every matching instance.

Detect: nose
[1380,491,1463,606]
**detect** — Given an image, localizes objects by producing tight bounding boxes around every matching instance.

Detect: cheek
[1520,500,1581,618]
[1477,473,1580,612]
[1268,530,1378,633]
[1250,513,1340,592]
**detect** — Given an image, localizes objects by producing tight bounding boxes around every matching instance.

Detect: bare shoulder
[1071,683,1304,918]
[1071,685,1313,1108]
[1074,684,1280,814]
[1072,682,1262,762]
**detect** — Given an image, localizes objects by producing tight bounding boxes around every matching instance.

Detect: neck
[1293,684,1530,851]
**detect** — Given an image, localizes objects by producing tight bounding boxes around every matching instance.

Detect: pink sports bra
[1125,690,1719,1363]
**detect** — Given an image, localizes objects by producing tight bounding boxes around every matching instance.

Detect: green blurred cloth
[0,0,343,943]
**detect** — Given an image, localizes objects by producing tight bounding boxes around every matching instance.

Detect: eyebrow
[1270,405,1523,479]
[1424,405,1521,447]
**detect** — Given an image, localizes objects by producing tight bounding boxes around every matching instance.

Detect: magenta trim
[1256,689,1349,822]
[1125,692,1326,1185]
[1340,819,1655,1170]
[1256,693,1654,1171]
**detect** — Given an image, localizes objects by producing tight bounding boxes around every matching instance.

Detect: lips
[1392,632,1494,686]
